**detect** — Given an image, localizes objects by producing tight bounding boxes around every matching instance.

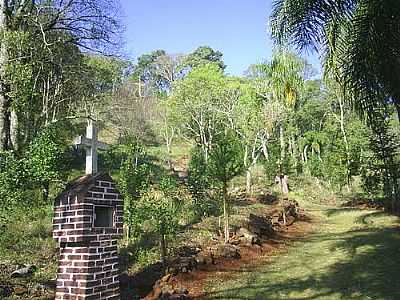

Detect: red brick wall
[53,177,124,299]
[53,180,123,243]
[55,240,120,299]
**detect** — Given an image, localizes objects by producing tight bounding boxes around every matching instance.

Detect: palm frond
[271,0,400,121]
[271,0,356,50]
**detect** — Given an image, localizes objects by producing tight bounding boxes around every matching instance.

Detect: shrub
[207,132,244,242]
[138,175,185,264]
[0,151,29,223]
[26,126,68,202]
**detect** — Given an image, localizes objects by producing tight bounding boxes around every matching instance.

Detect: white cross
[74,121,108,175]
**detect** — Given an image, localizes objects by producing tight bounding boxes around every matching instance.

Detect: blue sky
[119,0,321,76]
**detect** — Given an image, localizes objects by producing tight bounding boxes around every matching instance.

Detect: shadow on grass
[119,231,165,299]
[120,261,165,300]
[230,193,279,208]
[325,207,364,217]
[354,211,388,225]
[200,224,400,299]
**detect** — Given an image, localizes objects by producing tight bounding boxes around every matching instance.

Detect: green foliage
[271,0,400,123]
[168,63,226,155]
[207,132,245,190]
[361,111,400,210]
[181,46,225,71]
[112,136,151,239]
[263,142,296,179]
[188,147,220,216]
[271,0,400,210]
[139,176,183,236]
[131,49,166,83]
[84,55,128,94]
[26,127,67,189]
[188,147,210,198]
[137,175,189,261]
[0,151,28,221]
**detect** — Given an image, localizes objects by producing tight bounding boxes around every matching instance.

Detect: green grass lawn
[204,198,400,300]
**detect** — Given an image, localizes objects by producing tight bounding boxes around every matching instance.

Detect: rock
[14,285,28,295]
[161,285,174,295]
[237,227,261,245]
[177,171,188,179]
[11,264,37,278]
[161,273,172,283]
[248,214,274,237]
[284,200,299,218]
[34,283,46,291]
[253,244,262,250]
[272,200,300,226]
[148,273,190,300]
[175,246,201,257]
[195,251,215,265]
[173,166,185,173]
[285,215,296,226]
[167,256,197,275]
[166,294,188,300]
[216,244,240,259]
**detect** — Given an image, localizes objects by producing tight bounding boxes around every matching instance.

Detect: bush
[26,126,68,202]
[0,151,29,222]
[107,136,151,240]
[207,132,244,242]
[188,147,219,216]
[137,175,186,263]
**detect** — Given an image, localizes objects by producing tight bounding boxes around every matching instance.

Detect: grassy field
[203,195,400,300]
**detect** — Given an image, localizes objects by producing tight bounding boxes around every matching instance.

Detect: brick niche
[53,173,124,299]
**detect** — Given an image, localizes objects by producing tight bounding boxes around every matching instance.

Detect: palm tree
[270,0,400,122]
[256,51,305,175]
[270,1,400,212]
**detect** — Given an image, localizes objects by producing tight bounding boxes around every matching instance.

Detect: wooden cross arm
[74,136,109,150]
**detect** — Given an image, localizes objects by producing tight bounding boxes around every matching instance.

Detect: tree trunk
[126,224,130,241]
[261,138,269,160]
[338,96,351,190]
[10,110,19,151]
[223,182,229,243]
[292,137,298,175]
[244,147,251,194]
[160,233,167,265]
[42,181,49,203]
[166,139,172,169]
[246,168,252,195]
[279,124,285,174]
[165,127,174,170]
[0,1,11,150]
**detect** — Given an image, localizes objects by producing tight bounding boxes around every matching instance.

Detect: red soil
[166,216,314,299]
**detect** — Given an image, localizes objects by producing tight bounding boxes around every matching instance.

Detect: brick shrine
[53,172,124,299]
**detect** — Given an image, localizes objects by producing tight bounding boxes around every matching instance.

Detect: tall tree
[221,78,266,194]
[254,51,305,175]
[131,50,166,87]
[0,0,122,150]
[181,46,226,71]
[271,0,400,122]
[168,63,226,162]
[271,0,400,211]
[207,132,244,243]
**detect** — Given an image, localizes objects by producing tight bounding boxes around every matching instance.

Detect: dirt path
[202,203,400,300]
